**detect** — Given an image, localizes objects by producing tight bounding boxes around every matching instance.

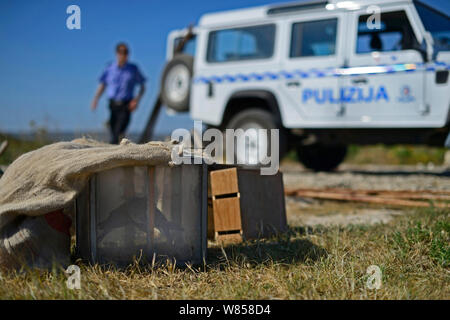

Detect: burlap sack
[0,138,176,270]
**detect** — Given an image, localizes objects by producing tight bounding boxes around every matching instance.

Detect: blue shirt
[99,62,146,101]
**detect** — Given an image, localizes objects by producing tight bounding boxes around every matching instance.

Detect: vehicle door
[280,11,347,122]
[342,6,426,125]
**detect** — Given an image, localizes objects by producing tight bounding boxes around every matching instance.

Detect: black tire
[160,54,193,112]
[226,109,286,166]
[297,144,347,172]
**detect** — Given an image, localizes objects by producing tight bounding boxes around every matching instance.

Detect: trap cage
[75,160,207,266]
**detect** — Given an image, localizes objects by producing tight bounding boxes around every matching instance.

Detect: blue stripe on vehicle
[193,62,450,84]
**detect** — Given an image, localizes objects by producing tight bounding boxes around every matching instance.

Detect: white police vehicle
[161,0,450,171]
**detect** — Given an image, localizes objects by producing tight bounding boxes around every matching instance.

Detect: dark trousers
[109,99,131,144]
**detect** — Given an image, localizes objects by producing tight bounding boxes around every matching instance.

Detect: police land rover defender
[160,0,450,171]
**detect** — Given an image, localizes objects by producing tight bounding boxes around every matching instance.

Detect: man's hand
[91,98,98,111]
[129,84,145,112]
[91,83,105,111]
[128,99,139,112]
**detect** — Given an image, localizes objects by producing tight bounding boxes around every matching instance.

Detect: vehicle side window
[206,24,275,63]
[290,18,338,58]
[356,11,419,54]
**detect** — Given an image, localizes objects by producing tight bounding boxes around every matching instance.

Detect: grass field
[0,132,48,166]
[1,132,448,166]
[0,134,448,299]
[0,207,448,300]
[283,144,447,166]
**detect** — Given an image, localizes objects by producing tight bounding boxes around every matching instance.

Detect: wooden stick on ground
[0,141,8,157]
[285,188,450,201]
[285,188,450,208]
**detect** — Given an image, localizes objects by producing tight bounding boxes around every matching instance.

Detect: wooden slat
[147,167,155,254]
[216,232,243,244]
[285,188,450,201]
[288,189,450,208]
[209,168,239,197]
[212,197,242,232]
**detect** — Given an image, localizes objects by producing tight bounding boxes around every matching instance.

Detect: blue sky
[0,0,449,136]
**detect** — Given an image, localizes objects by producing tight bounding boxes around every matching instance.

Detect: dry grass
[0,206,448,300]
[2,132,447,168]
[0,133,49,166]
[282,144,447,166]
[345,144,447,166]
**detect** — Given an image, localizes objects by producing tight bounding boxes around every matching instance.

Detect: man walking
[91,43,146,144]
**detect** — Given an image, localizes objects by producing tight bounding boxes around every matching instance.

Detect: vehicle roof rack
[267,0,329,15]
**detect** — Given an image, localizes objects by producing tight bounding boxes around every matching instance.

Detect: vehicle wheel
[226,109,286,166]
[161,54,193,112]
[296,144,347,172]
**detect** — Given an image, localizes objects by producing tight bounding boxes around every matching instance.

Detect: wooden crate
[75,161,208,267]
[208,164,288,240]
[237,169,288,239]
[208,168,243,243]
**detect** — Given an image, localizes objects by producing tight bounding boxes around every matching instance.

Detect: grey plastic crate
[75,162,207,266]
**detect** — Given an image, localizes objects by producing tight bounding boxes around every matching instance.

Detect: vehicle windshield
[415,1,450,51]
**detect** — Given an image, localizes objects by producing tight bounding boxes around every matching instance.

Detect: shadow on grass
[206,230,327,268]
[70,228,328,272]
